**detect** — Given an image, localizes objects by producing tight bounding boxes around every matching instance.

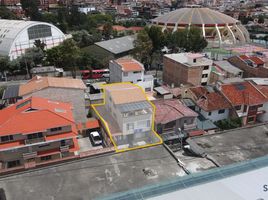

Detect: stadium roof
[152,7,238,26]
[95,35,135,55]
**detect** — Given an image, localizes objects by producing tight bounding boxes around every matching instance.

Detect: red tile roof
[220,81,267,106]
[189,86,232,111]
[77,119,100,131]
[239,55,264,65]
[249,56,264,65]
[115,58,144,72]
[153,99,198,124]
[0,97,76,136]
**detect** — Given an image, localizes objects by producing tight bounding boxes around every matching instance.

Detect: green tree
[258,15,265,24]
[41,12,58,25]
[184,26,208,52]
[21,0,41,20]
[60,39,80,78]
[34,40,46,52]
[145,26,165,51]
[132,30,153,69]
[72,30,99,48]
[46,46,63,67]
[0,7,18,19]
[102,22,113,39]
[0,56,11,74]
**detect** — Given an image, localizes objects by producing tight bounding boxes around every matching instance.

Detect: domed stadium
[152,7,250,46]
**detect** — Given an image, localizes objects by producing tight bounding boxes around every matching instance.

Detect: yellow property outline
[91,82,163,153]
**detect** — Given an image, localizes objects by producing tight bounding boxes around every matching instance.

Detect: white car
[89,131,102,146]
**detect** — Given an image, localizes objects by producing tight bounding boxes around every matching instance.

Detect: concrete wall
[0,138,74,168]
[23,88,87,123]
[199,108,229,122]
[122,112,152,135]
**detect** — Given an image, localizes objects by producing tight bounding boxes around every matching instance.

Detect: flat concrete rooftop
[190,123,268,166]
[0,145,184,200]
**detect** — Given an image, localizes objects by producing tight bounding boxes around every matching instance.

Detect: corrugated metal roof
[117,101,151,113]
[214,60,243,75]
[95,35,135,55]
[2,84,19,99]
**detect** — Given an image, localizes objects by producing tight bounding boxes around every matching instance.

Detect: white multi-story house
[109,58,154,92]
[187,86,232,122]
[94,83,161,149]
[104,83,152,136]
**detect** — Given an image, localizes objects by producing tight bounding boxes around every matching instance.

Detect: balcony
[23,151,37,160]
[25,137,45,145]
[60,145,70,152]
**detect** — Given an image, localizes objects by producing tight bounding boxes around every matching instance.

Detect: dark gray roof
[2,84,19,99]
[95,35,135,55]
[117,101,151,113]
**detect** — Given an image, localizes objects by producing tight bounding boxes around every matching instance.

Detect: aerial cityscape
[0,0,267,199]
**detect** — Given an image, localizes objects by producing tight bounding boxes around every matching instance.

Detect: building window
[133,71,140,74]
[243,105,248,112]
[38,144,50,148]
[28,24,52,40]
[208,112,212,116]
[147,120,151,127]
[235,105,241,110]
[127,123,134,130]
[201,82,207,86]
[16,100,31,109]
[193,58,196,63]
[27,132,43,140]
[1,135,14,142]
[40,155,52,161]
[123,72,128,77]
[202,74,208,78]
[50,127,62,132]
[247,116,255,123]
[203,65,209,70]
[218,109,225,114]
[7,160,20,168]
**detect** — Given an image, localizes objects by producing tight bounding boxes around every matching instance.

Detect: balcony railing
[23,151,37,160]
[60,145,70,152]
[25,137,45,145]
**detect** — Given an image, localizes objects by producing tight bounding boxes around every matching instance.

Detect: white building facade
[109,58,154,92]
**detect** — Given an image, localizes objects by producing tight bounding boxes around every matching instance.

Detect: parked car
[89,131,102,146]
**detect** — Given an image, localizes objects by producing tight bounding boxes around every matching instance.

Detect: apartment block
[163,53,213,87]
[0,97,79,171]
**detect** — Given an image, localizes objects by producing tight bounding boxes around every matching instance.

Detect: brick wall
[163,56,202,87]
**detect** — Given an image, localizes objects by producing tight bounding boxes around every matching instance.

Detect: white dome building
[152,7,250,46]
[0,20,66,60]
